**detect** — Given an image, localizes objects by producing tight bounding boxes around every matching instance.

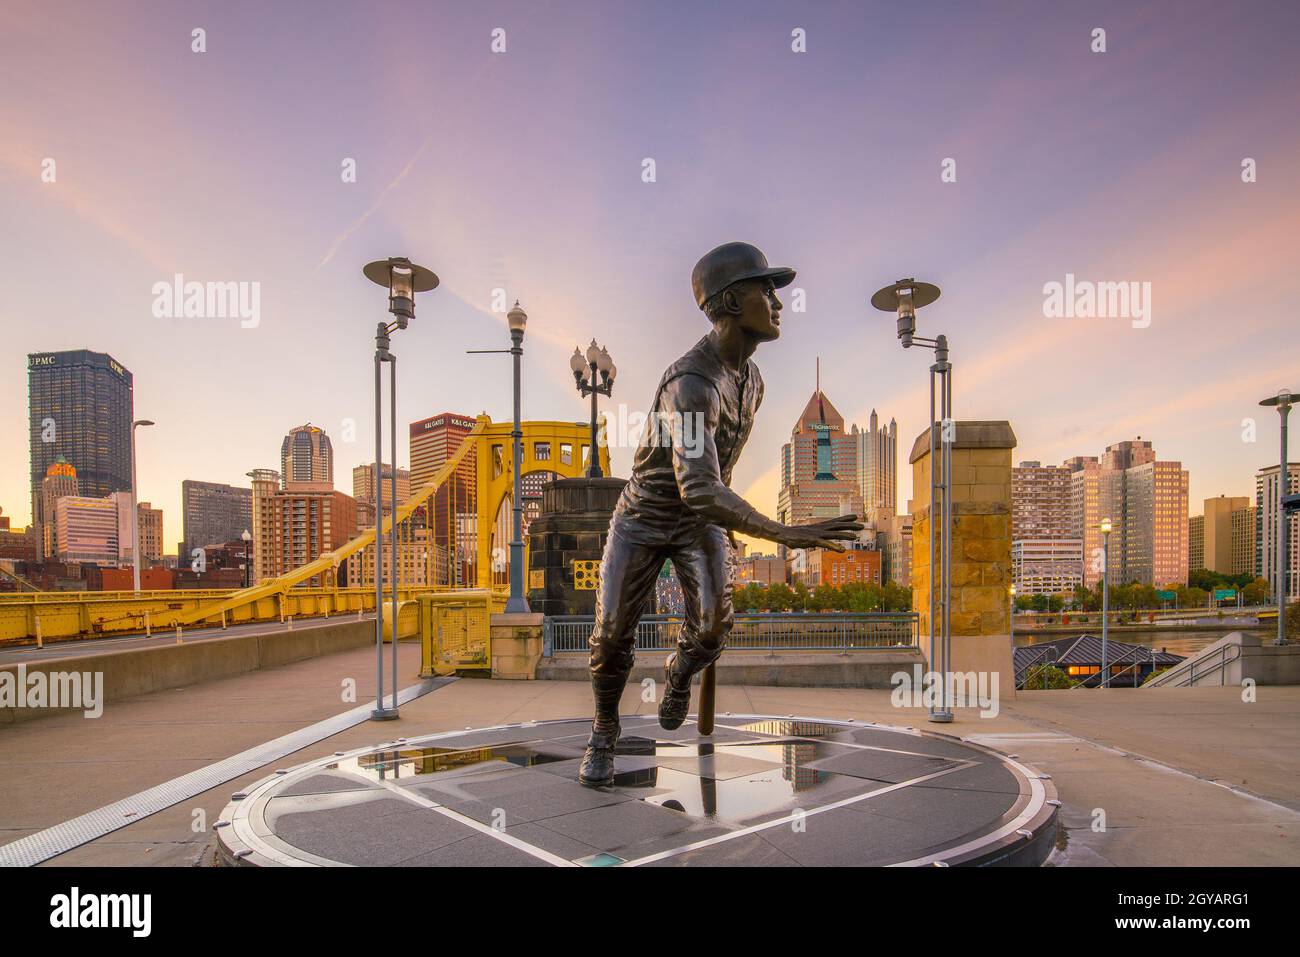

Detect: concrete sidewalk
[1,645,1296,866]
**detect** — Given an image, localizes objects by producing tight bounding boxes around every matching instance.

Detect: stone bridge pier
[909,421,1018,698]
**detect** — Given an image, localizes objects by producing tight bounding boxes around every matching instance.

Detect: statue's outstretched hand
[777,515,864,552]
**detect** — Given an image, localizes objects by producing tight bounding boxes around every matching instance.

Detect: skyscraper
[1255,463,1299,602]
[27,350,133,560]
[280,424,333,488]
[181,480,253,561]
[1188,514,1205,572]
[136,502,164,563]
[1085,438,1188,587]
[352,463,411,511]
[777,378,863,529]
[852,410,898,524]
[1064,455,1103,587]
[1011,461,1082,595]
[54,495,119,565]
[1012,461,1074,539]
[38,457,79,560]
[268,486,357,587]
[247,469,280,585]
[1066,440,1188,588]
[1200,495,1251,575]
[1231,505,1257,578]
[410,413,478,587]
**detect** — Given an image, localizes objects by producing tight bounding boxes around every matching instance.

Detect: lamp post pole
[571,341,616,479]
[871,279,951,721]
[468,301,532,613]
[130,419,154,592]
[508,319,528,613]
[1259,390,1295,646]
[241,529,251,588]
[1100,518,1112,687]
[363,256,440,720]
[1009,584,1016,646]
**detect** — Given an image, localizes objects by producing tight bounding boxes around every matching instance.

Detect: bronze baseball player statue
[579,242,863,787]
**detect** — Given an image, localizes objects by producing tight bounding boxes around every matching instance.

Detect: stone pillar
[490,612,545,679]
[909,421,1017,698]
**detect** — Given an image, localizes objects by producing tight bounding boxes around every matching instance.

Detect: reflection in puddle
[629,765,853,822]
[333,744,570,782]
[606,735,854,824]
[738,719,854,740]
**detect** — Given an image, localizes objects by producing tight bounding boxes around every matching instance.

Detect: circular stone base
[216,714,1057,867]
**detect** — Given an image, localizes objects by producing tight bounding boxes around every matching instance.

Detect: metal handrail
[544,611,919,655]
[1014,646,1060,689]
[1146,641,1242,689]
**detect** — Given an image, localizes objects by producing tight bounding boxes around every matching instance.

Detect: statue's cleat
[578,727,619,788]
[658,659,692,730]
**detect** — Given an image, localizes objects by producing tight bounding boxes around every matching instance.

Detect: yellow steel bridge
[0,415,608,644]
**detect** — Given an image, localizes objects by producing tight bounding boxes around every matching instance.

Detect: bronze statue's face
[728,278,783,342]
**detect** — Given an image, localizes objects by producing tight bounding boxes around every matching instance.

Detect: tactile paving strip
[0,677,454,867]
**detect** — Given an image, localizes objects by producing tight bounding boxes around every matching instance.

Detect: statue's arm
[663,373,788,543]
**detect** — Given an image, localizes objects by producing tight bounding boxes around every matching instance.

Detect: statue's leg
[580,520,664,787]
[659,525,734,730]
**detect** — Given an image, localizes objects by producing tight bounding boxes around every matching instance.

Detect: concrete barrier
[1144,631,1300,687]
[0,619,377,726]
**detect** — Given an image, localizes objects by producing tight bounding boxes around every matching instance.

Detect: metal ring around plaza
[216,714,1059,868]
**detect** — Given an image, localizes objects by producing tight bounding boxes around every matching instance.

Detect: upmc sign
[29,354,57,367]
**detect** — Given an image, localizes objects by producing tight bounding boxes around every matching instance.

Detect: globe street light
[1259,389,1296,646]
[241,528,251,589]
[871,278,952,722]
[1099,517,1113,686]
[572,339,616,478]
[468,300,532,613]
[363,256,440,720]
[130,419,155,592]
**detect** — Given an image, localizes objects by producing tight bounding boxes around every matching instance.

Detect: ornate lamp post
[469,301,531,613]
[871,279,953,721]
[363,256,439,720]
[130,419,155,592]
[1099,517,1113,686]
[241,529,251,588]
[1259,389,1295,646]
[1008,583,1017,645]
[571,339,616,478]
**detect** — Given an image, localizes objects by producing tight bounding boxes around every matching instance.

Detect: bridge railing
[543,612,919,656]
[0,586,436,644]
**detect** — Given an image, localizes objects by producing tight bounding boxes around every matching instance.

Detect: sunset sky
[2,0,1298,553]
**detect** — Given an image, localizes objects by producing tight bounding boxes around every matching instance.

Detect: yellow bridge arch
[474,418,610,589]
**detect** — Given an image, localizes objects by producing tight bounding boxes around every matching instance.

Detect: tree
[1243,578,1271,605]
[1022,664,1073,690]
[734,582,766,612]
[765,582,795,611]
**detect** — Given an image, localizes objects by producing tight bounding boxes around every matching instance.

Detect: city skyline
[2,1,1298,555]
